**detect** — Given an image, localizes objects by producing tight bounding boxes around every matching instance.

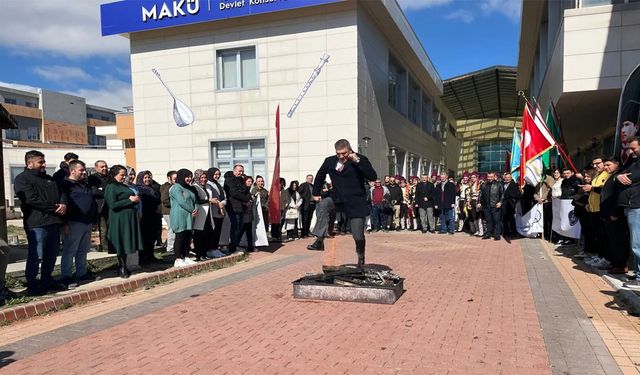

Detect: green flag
[545,107,560,168]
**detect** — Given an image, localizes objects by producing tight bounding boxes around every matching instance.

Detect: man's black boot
[307,238,324,251]
[355,239,366,270]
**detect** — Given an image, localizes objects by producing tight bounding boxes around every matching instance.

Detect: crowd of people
[3,136,640,304]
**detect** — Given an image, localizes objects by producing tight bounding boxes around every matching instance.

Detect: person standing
[479,171,504,241]
[205,168,226,257]
[298,174,315,238]
[160,170,177,253]
[599,157,628,274]
[251,175,269,234]
[369,179,389,232]
[618,138,640,289]
[434,172,456,234]
[89,160,109,252]
[502,173,520,238]
[104,165,143,278]
[135,171,163,265]
[239,176,256,252]
[281,181,302,241]
[224,165,251,254]
[457,174,470,232]
[414,174,435,233]
[60,160,97,287]
[387,177,403,231]
[308,139,377,268]
[52,152,78,188]
[193,170,215,261]
[581,157,610,266]
[170,169,198,267]
[14,150,68,295]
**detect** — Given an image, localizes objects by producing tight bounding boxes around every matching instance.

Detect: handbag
[285,208,299,220]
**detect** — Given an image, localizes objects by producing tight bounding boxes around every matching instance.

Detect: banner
[516,202,543,237]
[551,197,581,239]
[614,63,640,166]
[240,196,269,247]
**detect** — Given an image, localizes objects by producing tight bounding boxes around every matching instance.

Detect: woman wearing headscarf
[126,167,136,186]
[193,169,215,261]
[205,167,227,257]
[135,170,162,265]
[281,180,302,241]
[104,165,143,278]
[170,169,197,267]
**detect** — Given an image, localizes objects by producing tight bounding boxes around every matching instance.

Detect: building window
[216,47,257,90]
[408,78,420,125]
[432,109,441,140]
[581,0,623,6]
[388,55,406,114]
[211,139,266,183]
[477,140,510,173]
[25,101,36,108]
[4,98,16,105]
[421,95,432,134]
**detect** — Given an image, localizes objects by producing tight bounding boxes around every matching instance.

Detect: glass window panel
[216,143,232,159]
[240,49,257,88]
[252,161,266,180]
[233,142,249,158]
[250,140,265,158]
[221,52,238,89]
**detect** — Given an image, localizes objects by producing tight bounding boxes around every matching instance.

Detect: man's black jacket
[88,172,109,217]
[61,178,97,224]
[502,181,521,209]
[414,181,435,209]
[223,171,251,213]
[298,182,313,210]
[14,168,67,228]
[387,183,403,205]
[312,154,377,218]
[618,158,640,209]
[434,181,456,208]
[560,176,580,199]
[480,180,504,208]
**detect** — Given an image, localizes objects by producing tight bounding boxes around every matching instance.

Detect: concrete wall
[3,146,126,208]
[130,4,359,184]
[356,7,451,178]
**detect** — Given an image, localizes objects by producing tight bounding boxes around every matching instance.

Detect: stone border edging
[0,253,245,324]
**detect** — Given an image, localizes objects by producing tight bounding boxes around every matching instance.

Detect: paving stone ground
[0,231,634,374]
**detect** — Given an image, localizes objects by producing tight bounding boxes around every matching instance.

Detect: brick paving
[0,230,622,374]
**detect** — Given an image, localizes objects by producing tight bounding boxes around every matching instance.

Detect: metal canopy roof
[0,104,17,129]
[442,66,521,120]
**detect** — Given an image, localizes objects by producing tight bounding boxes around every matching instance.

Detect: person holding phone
[308,139,377,269]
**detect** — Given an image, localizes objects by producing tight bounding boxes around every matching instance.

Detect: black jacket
[502,181,521,210]
[433,181,457,208]
[223,171,251,213]
[52,161,69,188]
[61,178,97,224]
[312,154,377,218]
[14,168,67,228]
[618,158,640,208]
[88,172,109,217]
[298,182,313,209]
[561,176,580,199]
[601,171,622,218]
[480,180,504,208]
[414,181,435,209]
[387,183,403,205]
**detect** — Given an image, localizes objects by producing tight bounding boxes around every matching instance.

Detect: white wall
[2,145,126,207]
[130,6,359,184]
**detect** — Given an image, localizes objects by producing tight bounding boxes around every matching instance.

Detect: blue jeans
[625,208,640,274]
[439,207,455,233]
[25,224,60,287]
[371,204,386,230]
[61,221,92,278]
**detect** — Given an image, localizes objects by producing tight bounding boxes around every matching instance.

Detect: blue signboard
[101,0,344,36]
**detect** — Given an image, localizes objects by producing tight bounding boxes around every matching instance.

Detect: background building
[517,0,640,168]
[0,104,17,242]
[101,0,459,182]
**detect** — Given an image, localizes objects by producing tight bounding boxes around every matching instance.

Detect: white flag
[551,197,581,239]
[516,202,544,237]
[240,196,269,247]
[524,157,543,186]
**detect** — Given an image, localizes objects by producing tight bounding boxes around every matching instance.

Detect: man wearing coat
[502,172,521,237]
[479,171,505,240]
[308,139,377,268]
[297,174,315,238]
[414,174,436,233]
[433,173,457,234]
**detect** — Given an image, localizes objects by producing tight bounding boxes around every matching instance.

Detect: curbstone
[0,253,245,324]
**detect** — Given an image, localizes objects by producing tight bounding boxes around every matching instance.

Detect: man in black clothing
[223,165,251,253]
[434,173,457,234]
[14,150,68,295]
[307,139,377,268]
[52,152,78,188]
[479,171,504,240]
[298,174,315,238]
[414,174,435,233]
[387,177,403,231]
[502,172,521,237]
[560,168,581,199]
[88,160,109,252]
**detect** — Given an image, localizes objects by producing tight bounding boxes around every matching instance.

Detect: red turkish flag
[268,105,281,225]
[520,103,555,186]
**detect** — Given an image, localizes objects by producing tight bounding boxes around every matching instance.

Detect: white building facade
[101,0,458,183]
